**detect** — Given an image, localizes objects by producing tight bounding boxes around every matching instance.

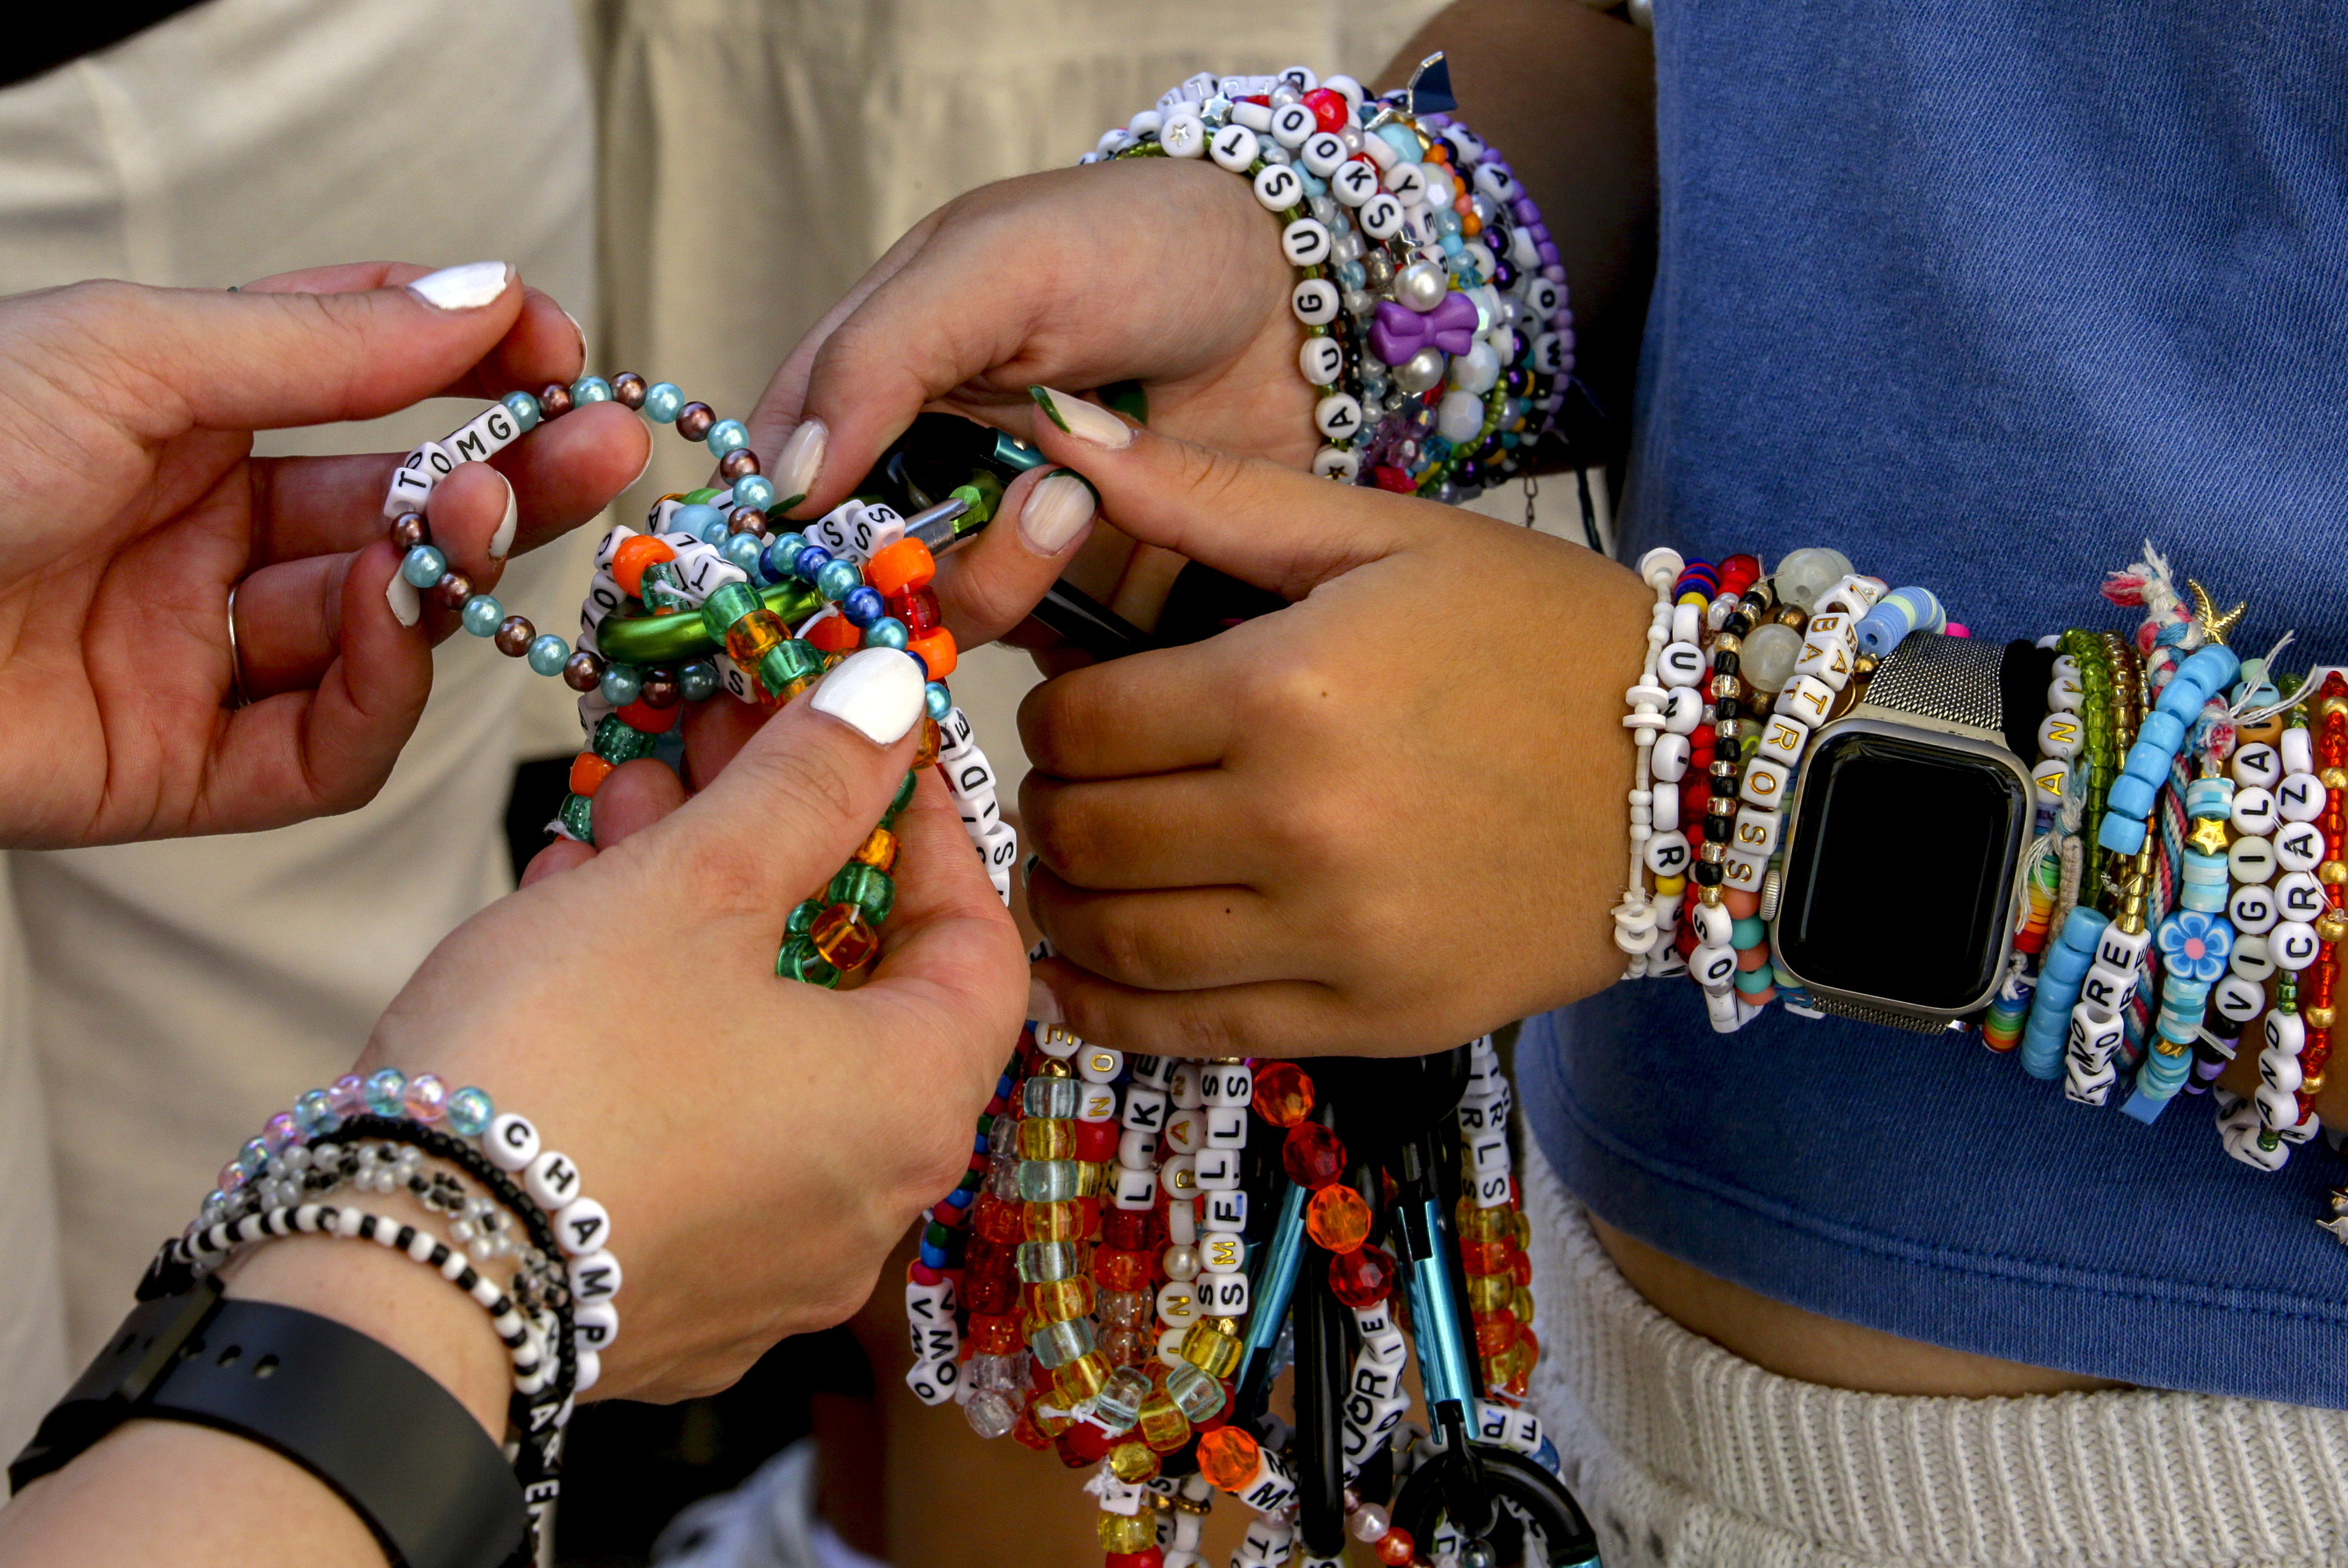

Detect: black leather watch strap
[11,1283,526,1568]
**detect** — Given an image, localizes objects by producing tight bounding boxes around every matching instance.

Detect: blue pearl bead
[698,515,730,547]
[723,532,766,578]
[365,1067,406,1117]
[600,663,642,706]
[571,375,613,404]
[761,534,805,582]
[445,1086,494,1137]
[501,390,541,431]
[673,503,725,541]
[461,594,504,636]
[401,545,447,587]
[706,419,750,456]
[527,634,571,676]
[793,544,834,581]
[866,616,909,650]
[925,682,953,720]
[815,558,862,602]
[732,474,776,511]
[842,585,886,627]
[679,661,718,702]
[643,382,684,423]
[906,647,930,680]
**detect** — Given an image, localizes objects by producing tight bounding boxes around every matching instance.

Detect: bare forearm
[1378,0,1658,427]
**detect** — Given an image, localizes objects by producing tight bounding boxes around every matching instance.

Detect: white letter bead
[2278,773,2326,822]
[2231,787,2279,836]
[2282,729,2316,775]
[2077,960,2137,1013]
[1201,1231,1247,1275]
[486,1112,540,1172]
[1118,1128,1160,1169]
[905,1358,958,1406]
[1739,757,1792,808]
[1730,807,1782,857]
[1077,1083,1119,1122]
[2278,870,2328,920]
[1651,732,1691,782]
[1298,336,1345,386]
[1161,112,1206,158]
[2234,743,2283,789]
[574,1302,619,1350]
[943,751,997,801]
[1658,641,1706,686]
[1252,163,1305,212]
[2275,819,2325,872]
[2093,923,2151,972]
[1651,785,1679,833]
[1331,160,1378,206]
[2032,759,2069,811]
[1300,131,1348,177]
[1292,278,1341,326]
[1644,829,1692,878]
[1793,632,1856,688]
[554,1197,611,1256]
[1078,1044,1125,1084]
[1168,1062,1205,1109]
[2213,973,2267,1024]
[1691,944,1739,990]
[446,403,522,466]
[1383,163,1428,205]
[1663,686,1705,733]
[1205,1188,1248,1230]
[1721,845,1770,894]
[1757,714,1809,767]
[1121,1085,1168,1131]
[1199,1062,1253,1106]
[2231,933,2276,981]
[1270,101,1317,147]
[1203,1106,1249,1148]
[1156,1280,1199,1327]
[1192,1147,1241,1190]
[1690,901,1735,946]
[525,1150,584,1210]
[569,1249,622,1306]
[1358,192,1404,240]
[1314,393,1363,441]
[1779,676,1837,728]
[1112,1165,1159,1210]
[1197,1272,1250,1316]
[1280,218,1331,267]
[1210,123,1259,171]
[2231,883,2279,933]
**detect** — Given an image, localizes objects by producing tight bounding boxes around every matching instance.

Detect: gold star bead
[2186,579,2248,645]
[2187,815,2232,855]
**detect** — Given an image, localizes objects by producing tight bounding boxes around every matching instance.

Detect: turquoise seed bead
[925,682,952,720]
[445,1086,494,1137]
[461,594,504,636]
[732,474,776,510]
[571,375,613,404]
[1733,965,1775,996]
[679,662,717,702]
[600,663,642,706]
[643,382,683,423]
[706,418,749,456]
[673,503,724,541]
[815,558,861,602]
[865,616,909,650]
[501,390,541,431]
[1731,916,1766,947]
[527,633,571,676]
[401,545,447,587]
[364,1068,406,1117]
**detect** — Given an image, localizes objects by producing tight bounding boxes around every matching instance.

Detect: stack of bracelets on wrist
[141,1070,605,1561]
[1082,57,1575,502]
[377,370,1024,986]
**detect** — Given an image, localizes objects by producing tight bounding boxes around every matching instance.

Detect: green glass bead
[593,716,658,765]
[777,936,839,987]
[683,487,726,505]
[759,639,826,694]
[558,792,595,845]
[786,899,822,938]
[882,768,917,828]
[829,862,895,925]
[699,581,764,640]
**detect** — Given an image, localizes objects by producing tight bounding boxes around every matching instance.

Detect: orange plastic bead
[908,626,958,680]
[852,825,898,874]
[612,534,677,598]
[1250,1061,1314,1127]
[1472,1307,1519,1355]
[809,903,880,970]
[724,608,790,669]
[1305,1183,1371,1253]
[1196,1425,1261,1492]
[804,612,862,653]
[568,752,614,798]
[865,538,936,598]
[1461,1239,1512,1276]
[1722,886,1762,920]
[1024,1202,1084,1243]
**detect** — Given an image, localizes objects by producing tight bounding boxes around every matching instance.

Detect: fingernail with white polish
[1020,470,1098,557]
[405,261,513,312]
[1028,386,1133,450]
[385,572,421,627]
[1027,975,1064,1026]
[562,308,588,358]
[487,470,519,559]
[809,646,926,746]
[774,419,826,507]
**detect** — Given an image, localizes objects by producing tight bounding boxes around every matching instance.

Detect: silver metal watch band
[1802,993,1966,1033]
[1848,631,2006,740]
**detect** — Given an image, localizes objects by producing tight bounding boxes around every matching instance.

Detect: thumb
[1021,385,1421,601]
[95,263,526,437]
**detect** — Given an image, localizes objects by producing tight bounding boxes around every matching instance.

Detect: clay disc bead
[718,447,761,481]
[494,615,537,657]
[726,505,769,538]
[637,669,681,709]
[610,372,648,410]
[674,402,715,442]
[562,650,606,693]
[389,512,430,551]
[431,571,473,612]
[536,382,575,419]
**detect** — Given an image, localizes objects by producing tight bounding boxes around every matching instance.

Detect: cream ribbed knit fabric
[1519,1141,2348,1566]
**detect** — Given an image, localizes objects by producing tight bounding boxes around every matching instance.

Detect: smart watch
[1771,632,2051,1031]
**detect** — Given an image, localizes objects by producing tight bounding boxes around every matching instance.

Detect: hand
[0,262,649,848]
[368,649,1027,1401]
[1011,415,1655,1057]
[740,159,1317,656]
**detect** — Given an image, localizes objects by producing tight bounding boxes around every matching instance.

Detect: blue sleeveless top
[1526,0,2348,1404]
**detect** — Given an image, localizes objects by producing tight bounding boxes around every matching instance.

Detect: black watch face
[1775,726,2031,1014]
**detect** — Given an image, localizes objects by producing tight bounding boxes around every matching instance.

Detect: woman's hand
[368,649,1027,1402]
[1010,413,1655,1057]
[0,262,647,848]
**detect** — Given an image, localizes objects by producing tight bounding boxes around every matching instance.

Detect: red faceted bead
[1329,1242,1396,1308]
[1250,1061,1315,1128]
[1375,1526,1416,1566]
[1303,87,1348,131]
[1373,465,1416,493]
[1282,1122,1347,1189]
[1074,1118,1119,1163]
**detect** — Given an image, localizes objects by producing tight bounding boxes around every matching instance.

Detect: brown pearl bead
[638,669,681,710]
[389,512,430,551]
[611,372,647,410]
[562,650,606,693]
[537,383,575,419]
[494,616,537,657]
[675,402,715,442]
[718,447,760,481]
[432,571,474,612]
[726,505,769,537]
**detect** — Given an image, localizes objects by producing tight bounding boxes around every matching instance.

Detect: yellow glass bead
[1512,1286,1537,1323]
[1020,1118,1075,1159]
[1075,1161,1107,1198]
[1514,1208,1533,1247]
[852,825,898,874]
[1466,1273,1512,1312]
[1108,1440,1162,1483]
[913,716,942,768]
[1459,1205,1513,1243]
[1031,1404,1075,1438]
[723,609,790,669]
[1055,1351,1110,1405]
[808,903,879,971]
[1028,1277,1095,1322]
[1178,1319,1242,1380]
[1024,1201,1083,1242]
[1136,1391,1192,1454]
[1097,1510,1157,1553]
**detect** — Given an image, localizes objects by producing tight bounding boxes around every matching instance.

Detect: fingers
[1019,770,1260,891]
[592,758,690,848]
[1031,953,1347,1059]
[236,261,586,402]
[520,838,595,887]
[1017,641,1235,778]
[1023,389,1420,599]
[932,464,1098,645]
[1025,868,1286,992]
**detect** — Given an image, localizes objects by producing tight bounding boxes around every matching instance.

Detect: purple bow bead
[1370,291,1480,366]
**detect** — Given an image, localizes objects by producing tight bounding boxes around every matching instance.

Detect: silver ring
[225,581,251,710]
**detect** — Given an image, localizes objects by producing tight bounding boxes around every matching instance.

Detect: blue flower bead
[2155,909,2232,985]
